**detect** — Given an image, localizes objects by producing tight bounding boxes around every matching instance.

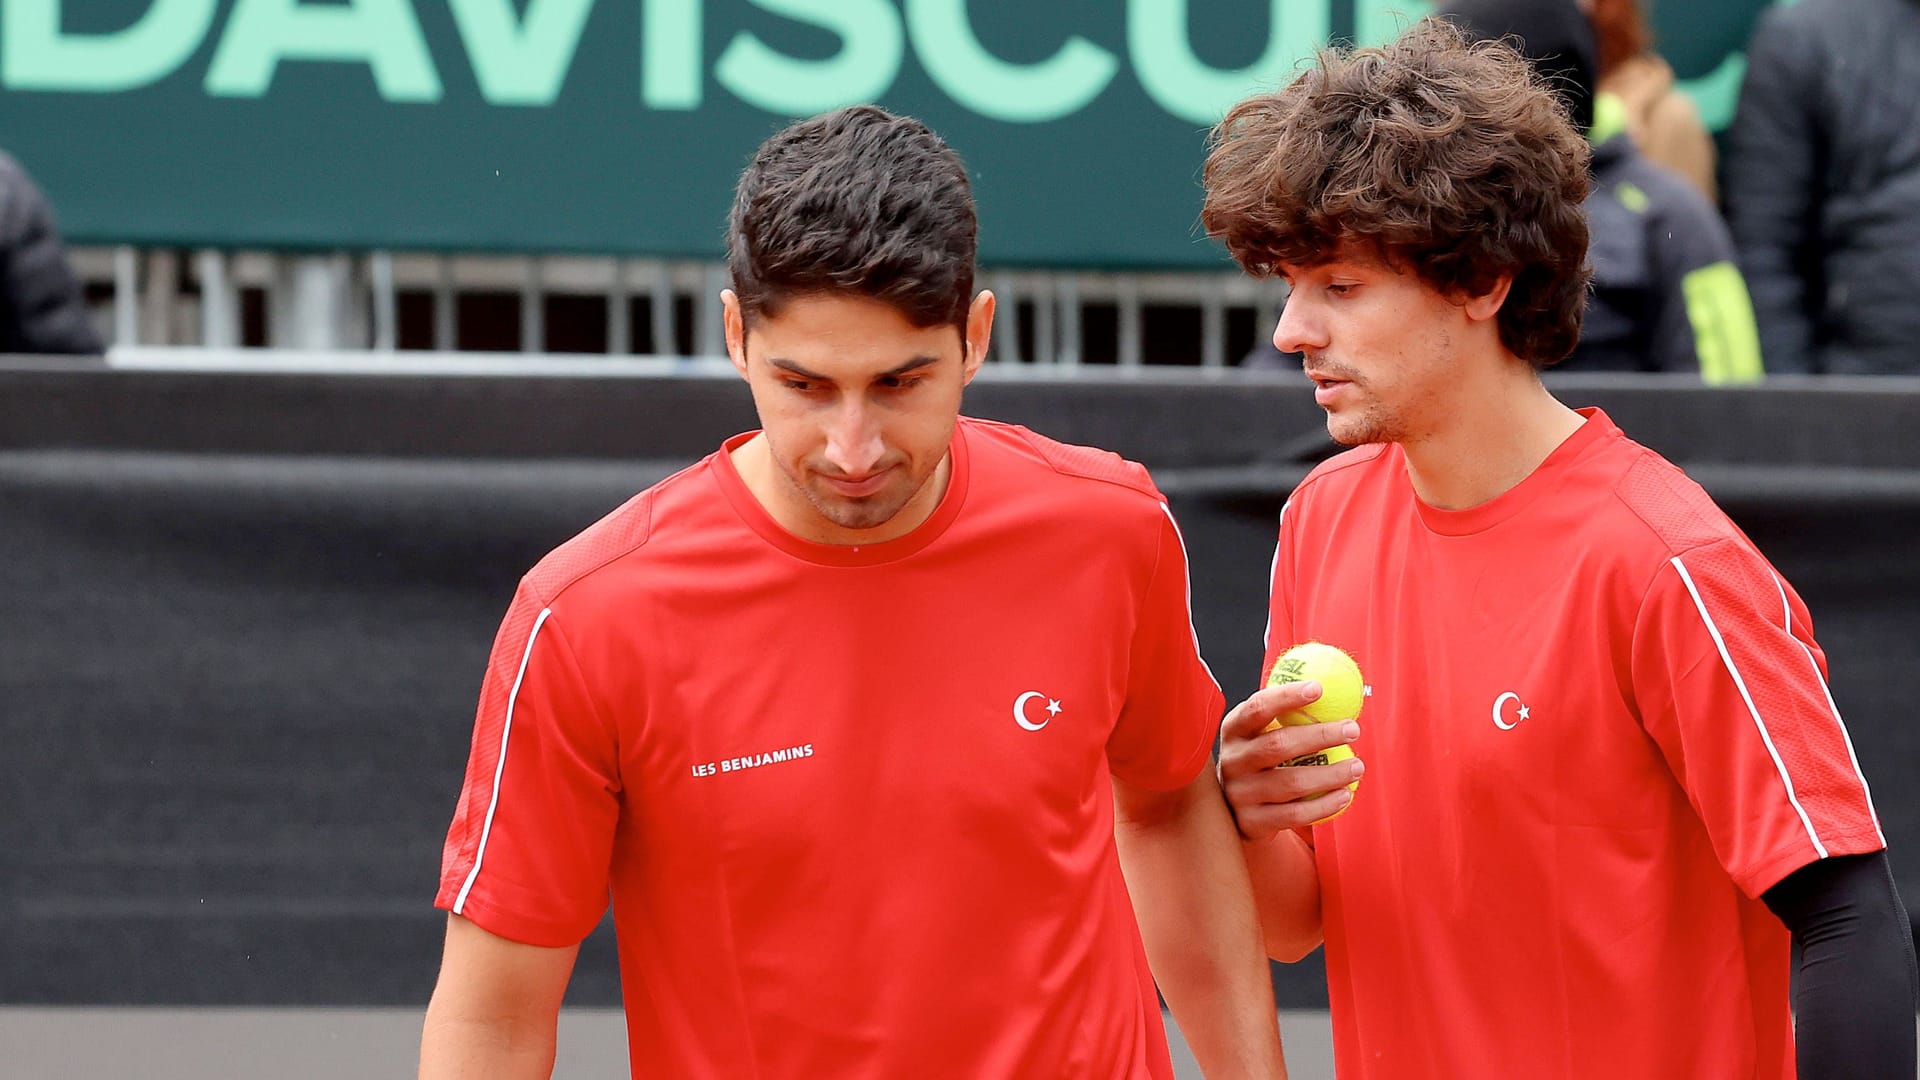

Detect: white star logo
[1046,698,1063,717]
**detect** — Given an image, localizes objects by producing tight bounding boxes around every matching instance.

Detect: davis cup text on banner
[5,0,1351,124]
[0,0,1770,263]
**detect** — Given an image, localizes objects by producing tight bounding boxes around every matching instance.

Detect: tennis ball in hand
[1264,641,1365,724]
[1261,642,1364,819]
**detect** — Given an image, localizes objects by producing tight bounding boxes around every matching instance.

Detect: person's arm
[1216,682,1364,962]
[1100,497,1285,1077]
[1762,851,1919,1080]
[1722,9,1823,373]
[428,590,623,1073]
[1627,539,1898,1069]
[1114,765,1287,1079]
[420,914,580,1079]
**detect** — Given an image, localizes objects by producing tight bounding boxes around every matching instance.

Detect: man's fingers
[1217,686,1366,840]
[1220,682,1332,740]
[1232,788,1356,840]
[1224,755,1364,808]
[1219,736,1366,841]
[1220,717,1362,777]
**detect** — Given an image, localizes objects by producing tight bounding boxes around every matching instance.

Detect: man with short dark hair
[1202,20,1916,1080]
[419,106,1289,1079]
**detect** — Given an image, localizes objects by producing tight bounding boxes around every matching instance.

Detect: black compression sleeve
[1761,851,1918,1080]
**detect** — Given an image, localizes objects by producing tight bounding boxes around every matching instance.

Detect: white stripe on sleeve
[453,606,554,914]
[1774,573,1885,845]
[1669,557,1827,858]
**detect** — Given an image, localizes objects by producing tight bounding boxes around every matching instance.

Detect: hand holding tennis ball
[1263,642,1364,819]
[1263,642,1365,726]
[1215,641,1366,838]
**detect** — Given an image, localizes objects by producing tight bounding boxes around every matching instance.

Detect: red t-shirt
[437,417,1223,1079]
[1265,409,1884,1080]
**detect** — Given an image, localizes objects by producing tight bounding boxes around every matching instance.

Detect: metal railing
[71,247,1287,369]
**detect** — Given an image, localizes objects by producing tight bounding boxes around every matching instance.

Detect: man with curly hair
[1201,19,1916,1080]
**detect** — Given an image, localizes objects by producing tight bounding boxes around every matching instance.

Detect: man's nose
[823,402,886,476]
[1273,292,1327,356]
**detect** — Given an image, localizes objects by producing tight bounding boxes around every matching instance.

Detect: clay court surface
[9,1008,1917,1077]
[1,1007,1340,1078]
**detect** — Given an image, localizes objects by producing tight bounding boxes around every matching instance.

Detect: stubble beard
[1307,355,1390,447]
[1327,403,1402,447]
[807,483,909,531]
[786,460,929,533]
[1319,375,1404,447]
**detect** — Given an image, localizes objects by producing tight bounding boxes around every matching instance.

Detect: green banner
[0,0,1773,267]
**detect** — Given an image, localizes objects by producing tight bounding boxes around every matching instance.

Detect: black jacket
[1724,0,1920,374]
[0,152,102,355]
[1576,130,1762,381]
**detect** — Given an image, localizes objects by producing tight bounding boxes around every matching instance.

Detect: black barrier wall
[4,363,1917,1009]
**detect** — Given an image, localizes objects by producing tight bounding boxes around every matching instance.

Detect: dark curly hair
[1201,19,1592,367]
[727,105,976,333]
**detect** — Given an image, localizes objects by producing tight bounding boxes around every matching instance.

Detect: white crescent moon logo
[1013,691,1054,731]
[1492,691,1525,730]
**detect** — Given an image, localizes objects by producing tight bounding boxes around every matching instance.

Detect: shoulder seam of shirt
[1614,464,1765,649]
[1608,450,1743,567]
[524,458,708,609]
[1291,443,1391,500]
[990,419,1166,505]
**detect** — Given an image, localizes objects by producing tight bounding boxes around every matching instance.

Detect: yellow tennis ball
[1263,641,1365,724]
[1261,642,1365,821]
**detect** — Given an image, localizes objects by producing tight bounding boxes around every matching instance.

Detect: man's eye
[783,379,815,392]
[1328,283,1357,297]
[883,377,922,391]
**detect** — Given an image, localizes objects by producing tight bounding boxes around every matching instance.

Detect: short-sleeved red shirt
[437,417,1223,1079]
[1265,409,1884,1080]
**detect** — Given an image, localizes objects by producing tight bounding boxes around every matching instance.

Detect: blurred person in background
[419,105,1288,1080]
[1583,0,1719,202]
[1443,0,1762,383]
[0,151,102,355]
[1724,0,1920,375]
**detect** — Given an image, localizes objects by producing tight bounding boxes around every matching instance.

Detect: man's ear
[722,290,749,380]
[1461,275,1513,324]
[962,291,995,385]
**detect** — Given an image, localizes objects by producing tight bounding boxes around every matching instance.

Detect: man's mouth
[821,470,892,497]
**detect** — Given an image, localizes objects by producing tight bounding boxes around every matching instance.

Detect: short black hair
[727,105,977,331]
